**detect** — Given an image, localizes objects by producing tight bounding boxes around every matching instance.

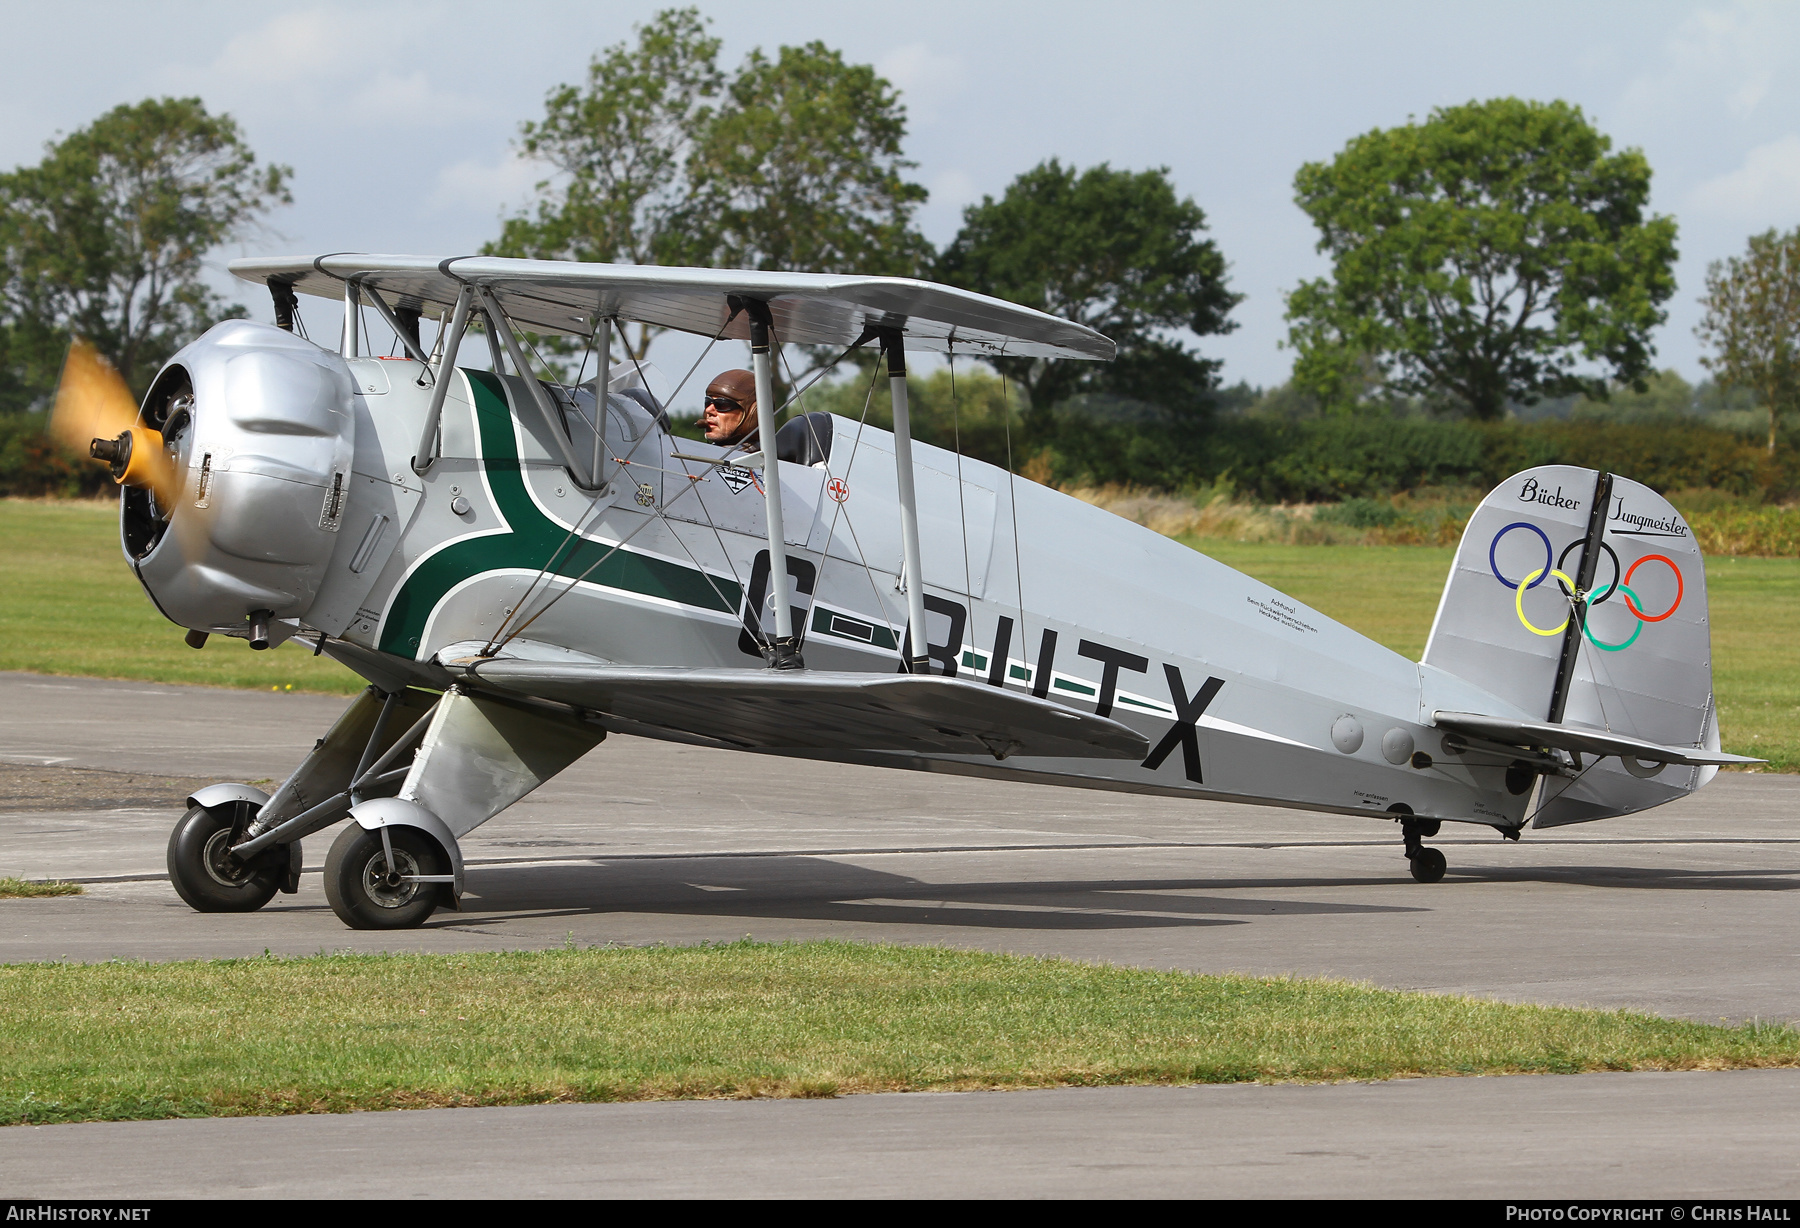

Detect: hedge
[4,406,1794,507]
[1032,417,1798,503]
[0,415,106,498]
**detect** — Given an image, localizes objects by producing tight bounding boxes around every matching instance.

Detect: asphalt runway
[3,672,1798,1199]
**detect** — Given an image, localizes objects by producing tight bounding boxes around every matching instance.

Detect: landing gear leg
[1402,817,1446,884]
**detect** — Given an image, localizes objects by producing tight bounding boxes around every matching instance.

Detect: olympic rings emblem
[1623,554,1682,623]
[1489,523,1682,652]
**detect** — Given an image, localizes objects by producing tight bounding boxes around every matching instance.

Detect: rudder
[1423,466,1719,825]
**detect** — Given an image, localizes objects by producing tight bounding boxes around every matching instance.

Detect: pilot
[698,367,834,468]
[700,369,759,449]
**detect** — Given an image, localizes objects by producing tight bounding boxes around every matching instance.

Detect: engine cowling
[129,320,355,641]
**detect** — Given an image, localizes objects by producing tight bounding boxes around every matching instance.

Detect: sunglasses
[704,395,746,413]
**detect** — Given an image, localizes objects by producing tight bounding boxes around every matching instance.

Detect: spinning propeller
[51,340,178,506]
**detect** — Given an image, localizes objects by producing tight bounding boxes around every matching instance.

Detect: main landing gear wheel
[167,804,282,912]
[324,824,446,930]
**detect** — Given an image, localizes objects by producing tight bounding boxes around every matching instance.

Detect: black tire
[1409,847,1448,884]
[324,824,445,930]
[167,804,282,913]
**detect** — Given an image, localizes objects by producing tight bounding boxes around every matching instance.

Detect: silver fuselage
[159,353,1535,831]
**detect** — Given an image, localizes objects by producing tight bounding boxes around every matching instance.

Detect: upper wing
[463,660,1150,761]
[1432,711,1761,767]
[229,253,1114,362]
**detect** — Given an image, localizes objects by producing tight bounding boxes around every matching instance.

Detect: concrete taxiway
[8,1072,1800,1199]
[2,672,1797,1198]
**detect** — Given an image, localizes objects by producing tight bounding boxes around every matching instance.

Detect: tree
[1696,227,1800,454]
[935,160,1239,431]
[487,8,723,359]
[689,41,930,279]
[0,97,290,409]
[493,13,930,369]
[1284,98,1678,420]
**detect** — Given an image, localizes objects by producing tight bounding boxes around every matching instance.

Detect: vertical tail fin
[1423,466,1719,826]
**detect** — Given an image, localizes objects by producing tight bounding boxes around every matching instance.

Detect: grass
[2,942,1797,1125]
[0,499,362,693]
[1184,540,1799,773]
[1190,539,1458,661]
[0,877,82,898]
[2,497,1792,769]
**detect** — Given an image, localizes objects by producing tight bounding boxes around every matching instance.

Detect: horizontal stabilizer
[1432,711,1762,767]
[465,661,1150,761]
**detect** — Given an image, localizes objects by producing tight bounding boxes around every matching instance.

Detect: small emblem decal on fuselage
[719,465,753,494]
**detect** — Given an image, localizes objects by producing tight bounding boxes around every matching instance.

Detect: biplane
[52,254,1757,929]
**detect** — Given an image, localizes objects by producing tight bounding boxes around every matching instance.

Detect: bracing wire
[774,345,867,420]
[655,319,731,411]
[1523,751,1607,828]
[780,335,928,653]
[493,313,746,654]
[470,324,594,654]
[646,498,748,623]
[808,359,901,653]
[609,312,758,634]
[495,503,681,647]
[482,311,732,654]
[490,311,881,659]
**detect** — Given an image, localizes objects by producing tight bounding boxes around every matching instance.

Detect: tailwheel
[168,803,282,912]
[1398,815,1447,884]
[324,824,446,930]
[1409,846,1447,884]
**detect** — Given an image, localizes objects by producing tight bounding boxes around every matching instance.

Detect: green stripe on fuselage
[379,370,742,657]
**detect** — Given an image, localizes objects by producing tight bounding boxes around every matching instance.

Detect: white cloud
[1690,134,1800,224]
[431,152,547,216]
[877,42,965,123]
[1621,2,1798,121]
[351,69,477,125]
[209,8,341,87]
[929,168,979,209]
[190,6,478,125]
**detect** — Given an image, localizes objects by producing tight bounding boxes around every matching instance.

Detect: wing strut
[360,284,431,365]
[341,280,360,357]
[412,285,473,475]
[475,284,600,490]
[743,298,803,669]
[593,315,613,488]
[883,328,929,672]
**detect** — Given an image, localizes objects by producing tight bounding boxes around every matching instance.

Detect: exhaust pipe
[248,610,272,651]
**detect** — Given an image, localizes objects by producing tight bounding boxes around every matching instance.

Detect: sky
[4,0,1799,396]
